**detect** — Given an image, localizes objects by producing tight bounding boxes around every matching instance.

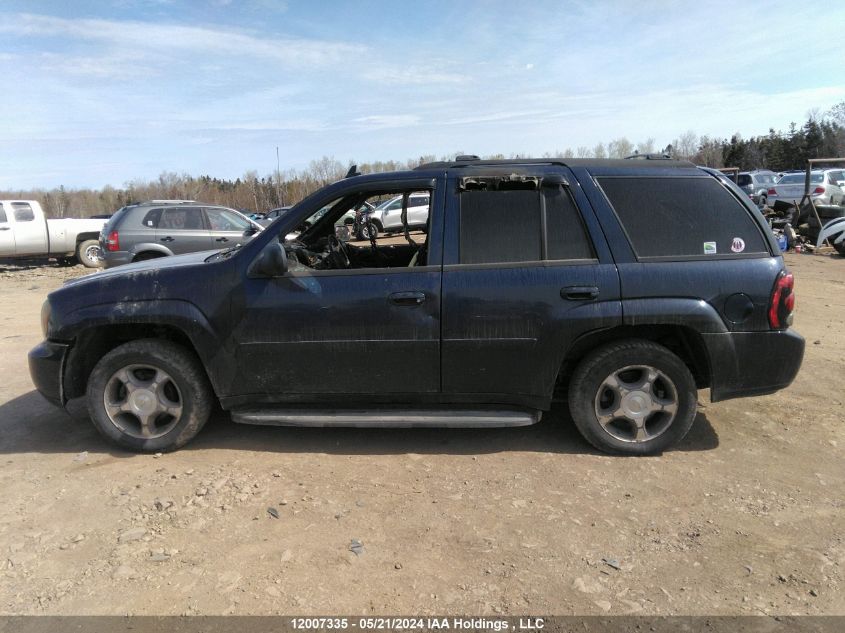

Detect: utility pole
[275,146,283,206]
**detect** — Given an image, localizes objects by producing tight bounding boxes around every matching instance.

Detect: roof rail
[455,154,481,161]
[624,153,672,160]
[144,199,196,204]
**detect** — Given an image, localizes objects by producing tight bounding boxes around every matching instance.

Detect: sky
[1,0,844,189]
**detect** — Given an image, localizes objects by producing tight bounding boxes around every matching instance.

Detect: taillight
[767,188,777,195]
[768,271,795,329]
[812,187,825,195]
[106,230,120,252]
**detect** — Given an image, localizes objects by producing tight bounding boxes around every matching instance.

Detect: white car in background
[767,170,845,207]
[369,192,430,235]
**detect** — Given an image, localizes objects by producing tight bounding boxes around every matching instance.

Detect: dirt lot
[0,254,842,617]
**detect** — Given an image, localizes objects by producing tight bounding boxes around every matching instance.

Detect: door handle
[389,291,426,306]
[160,236,175,242]
[562,286,599,301]
[0,227,9,231]
[215,237,229,242]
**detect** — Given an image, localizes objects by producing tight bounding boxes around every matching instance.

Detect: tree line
[3,103,844,219]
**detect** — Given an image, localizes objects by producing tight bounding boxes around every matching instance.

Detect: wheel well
[554,325,711,398]
[63,324,206,401]
[75,233,100,245]
[133,251,165,261]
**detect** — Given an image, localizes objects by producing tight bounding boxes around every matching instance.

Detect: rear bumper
[28,340,69,407]
[703,329,804,402]
[100,249,133,269]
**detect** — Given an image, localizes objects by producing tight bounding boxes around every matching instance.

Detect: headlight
[40,299,52,338]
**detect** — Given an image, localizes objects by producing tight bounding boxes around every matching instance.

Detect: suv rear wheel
[567,340,697,455]
[86,339,214,452]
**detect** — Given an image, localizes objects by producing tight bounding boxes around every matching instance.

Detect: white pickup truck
[0,200,107,267]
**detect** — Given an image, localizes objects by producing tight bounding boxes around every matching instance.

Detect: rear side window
[0,207,7,223]
[160,207,205,230]
[12,202,35,222]
[827,171,845,185]
[459,188,594,264]
[141,208,164,228]
[598,177,769,258]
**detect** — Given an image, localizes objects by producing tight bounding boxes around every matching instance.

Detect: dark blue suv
[29,158,804,455]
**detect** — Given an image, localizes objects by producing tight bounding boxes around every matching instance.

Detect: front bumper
[703,329,804,402]
[28,340,69,407]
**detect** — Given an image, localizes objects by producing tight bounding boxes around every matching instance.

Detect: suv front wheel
[567,340,697,455]
[86,339,214,452]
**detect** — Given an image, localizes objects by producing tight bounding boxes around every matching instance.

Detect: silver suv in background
[737,170,778,207]
[767,170,845,207]
[99,201,262,268]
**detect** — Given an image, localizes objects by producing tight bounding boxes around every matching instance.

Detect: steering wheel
[328,234,351,269]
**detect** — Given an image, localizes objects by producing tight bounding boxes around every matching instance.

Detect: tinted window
[826,171,845,184]
[545,189,594,260]
[0,207,6,223]
[460,190,540,264]
[160,207,205,230]
[410,196,429,207]
[141,208,164,228]
[779,173,822,185]
[599,177,769,258]
[737,175,752,187]
[11,202,34,222]
[206,207,250,231]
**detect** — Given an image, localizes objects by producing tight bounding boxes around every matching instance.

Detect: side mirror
[244,225,259,237]
[249,242,288,278]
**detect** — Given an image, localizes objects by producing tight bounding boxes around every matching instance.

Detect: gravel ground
[0,253,842,616]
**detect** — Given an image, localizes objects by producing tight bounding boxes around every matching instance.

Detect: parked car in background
[256,206,292,227]
[0,200,106,267]
[767,170,845,207]
[99,201,262,268]
[737,170,778,207]
[368,192,430,235]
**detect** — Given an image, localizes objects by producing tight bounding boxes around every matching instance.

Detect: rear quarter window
[598,177,769,259]
[141,208,164,228]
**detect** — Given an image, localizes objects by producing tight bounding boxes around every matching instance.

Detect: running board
[231,408,541,428]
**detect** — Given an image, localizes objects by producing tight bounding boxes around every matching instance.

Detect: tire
[76,239,102,268]
[567,339,697,455]
[86,339,214,452]
[835,241,845,257]
[358,222,378,240]
[133,252,164,263]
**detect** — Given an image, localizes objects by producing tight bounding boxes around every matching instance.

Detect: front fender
[58,299,232,398]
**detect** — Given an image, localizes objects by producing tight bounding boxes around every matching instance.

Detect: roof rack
[144,199,196,204]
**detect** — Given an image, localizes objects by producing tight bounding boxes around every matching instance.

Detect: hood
[63,250,219,287]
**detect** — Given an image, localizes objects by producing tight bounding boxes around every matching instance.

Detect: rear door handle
[562,286,599,301]
[160,236,175,243]
[215,237,229,242]
[389,291,426,306]
[0,227,9,231]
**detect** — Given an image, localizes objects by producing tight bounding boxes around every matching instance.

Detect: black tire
[567,339,697,455]
[358,222,378,240]
[76,239,102,268]
[133,252,165,263]
[86,339,214,452]
[835,241,845,257]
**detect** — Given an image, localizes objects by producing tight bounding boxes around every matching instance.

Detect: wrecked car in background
[29,157,804,455]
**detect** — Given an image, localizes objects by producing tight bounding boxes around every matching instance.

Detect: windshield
[778,173,823,185]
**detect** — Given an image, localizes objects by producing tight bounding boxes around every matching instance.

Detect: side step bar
[231,408,541,428]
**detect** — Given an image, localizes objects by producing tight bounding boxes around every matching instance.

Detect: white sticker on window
[704,242,717,254]
[731,237,746,253]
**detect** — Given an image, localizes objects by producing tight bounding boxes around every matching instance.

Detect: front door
[205,207,258,250]
[230,177,444,400]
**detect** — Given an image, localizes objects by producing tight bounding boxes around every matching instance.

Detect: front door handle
[0,226,9,231]
[389,291,426,306]
[160,236,175,243]
[562,285,599,301]
[215,237,229,242]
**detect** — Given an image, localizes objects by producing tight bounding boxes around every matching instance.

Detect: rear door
[0,203,15,256]
[440,167,622,404]
[156,206,213,254]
